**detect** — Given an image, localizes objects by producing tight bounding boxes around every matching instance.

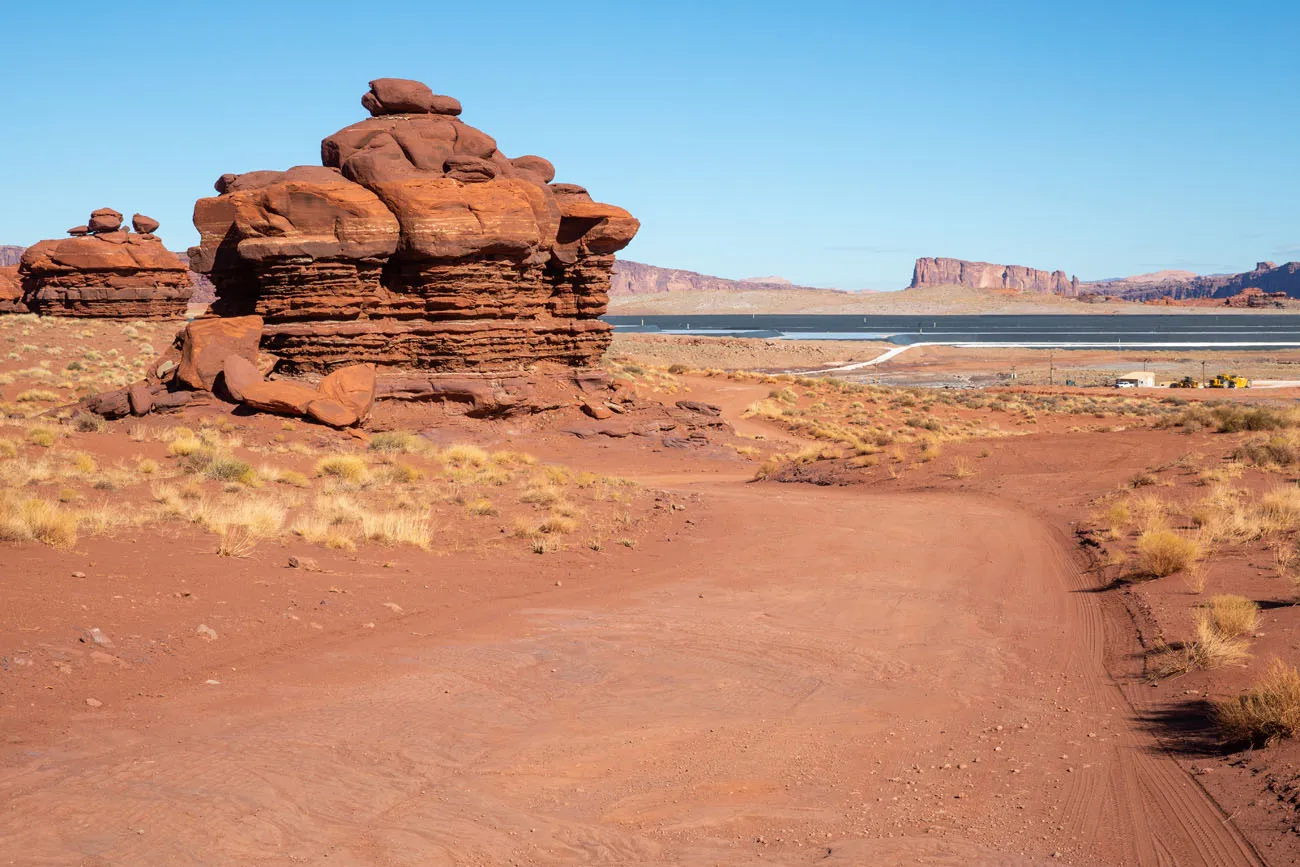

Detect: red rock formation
[911,257,1078,296]
[190,79,639,373]
[0,265,27,313]
[19,209,192,318]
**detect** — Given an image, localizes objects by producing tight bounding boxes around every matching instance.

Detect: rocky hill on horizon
[0,245,23,267]
[909,255,1300,303]
[611,260,837,296]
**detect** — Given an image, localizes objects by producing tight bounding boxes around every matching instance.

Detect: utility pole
[1201,359,1207,386]
[1049,350,1055,386]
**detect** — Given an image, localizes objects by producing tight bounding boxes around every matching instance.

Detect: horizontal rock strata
[19,209,192,318]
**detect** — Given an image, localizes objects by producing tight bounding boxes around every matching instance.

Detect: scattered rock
[85,697,103,708]
[306,398,358,428]
[127,382,154,416]
[238,378,320,417]
[287,555,320,571]
[317,364,376,419]
[195,624,218,641]
[581,400,613,420]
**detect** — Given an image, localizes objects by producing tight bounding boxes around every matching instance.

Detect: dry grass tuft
[1202,594,1259,639]
[217,525,257,558]
[315,455,369,484]
[1135,529,1201,577]
[1156,613,1251,676]
[1216,660,1300,745]
[0,492,78,547]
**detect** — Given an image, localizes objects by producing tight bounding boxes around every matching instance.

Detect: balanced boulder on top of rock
[190,78,639,373]
[19,208,193,318]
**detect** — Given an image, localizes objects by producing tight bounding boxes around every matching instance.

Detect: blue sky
[1,0,1296,289]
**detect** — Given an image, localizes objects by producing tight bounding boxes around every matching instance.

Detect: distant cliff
[910,257,1078,296]
[611,260,828,296]
[1084,261,1300,301]
[0,245,23,267]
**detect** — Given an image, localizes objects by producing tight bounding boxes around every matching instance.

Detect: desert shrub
[1157,613,1250,676]
[1235,433,1300,467]
[71,411,105,433]
[168,434,204,457]
[1191,486,1256,543]
[441,444,489,468]
[1213,405,1297,433]
[1259,485,1300,534]
[369,431,415,454]
[217,525,256,558]
[359,511,430,548]
[26,427,56,448]
[0,493,78,547]
[315,455,368,483]
[204,456,255,484]
[1217,660,1300,745]
[1202,595,1259,639]
[1135,529,1200,577]
[15,389,60,403]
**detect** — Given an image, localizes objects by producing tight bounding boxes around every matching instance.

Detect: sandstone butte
[189,78,640,373]
[17,209,192,318]
[910,256,1079,296]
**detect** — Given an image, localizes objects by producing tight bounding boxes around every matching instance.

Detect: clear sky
[1,0,1296,289]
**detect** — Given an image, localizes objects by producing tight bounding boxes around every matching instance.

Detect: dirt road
[0,470,1262,864]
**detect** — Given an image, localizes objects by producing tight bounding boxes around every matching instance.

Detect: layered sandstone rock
[19,209,192,318]
[190,79,639,373]
[911,257,1078,296]
[0,266,27,313]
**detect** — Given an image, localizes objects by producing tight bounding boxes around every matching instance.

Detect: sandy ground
[608,285,1294,316]
[607,333,891,371]
[6,324,1300,864]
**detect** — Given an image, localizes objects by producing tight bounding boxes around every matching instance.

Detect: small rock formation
[910,257,1078,296]
[18,208,193,318]
[0,266,27,313]
[1223,287,1289,308]
[189,78,639,373]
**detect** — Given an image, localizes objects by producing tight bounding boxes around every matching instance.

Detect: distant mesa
[910,257,1079,296]
[17,208,192,318]
[189,77,640,373]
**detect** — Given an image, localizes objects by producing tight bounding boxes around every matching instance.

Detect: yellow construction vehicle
[1169,376,1202,388]
[1208,373,1251,389]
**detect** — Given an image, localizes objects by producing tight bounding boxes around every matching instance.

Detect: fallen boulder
[177,315,263,390]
